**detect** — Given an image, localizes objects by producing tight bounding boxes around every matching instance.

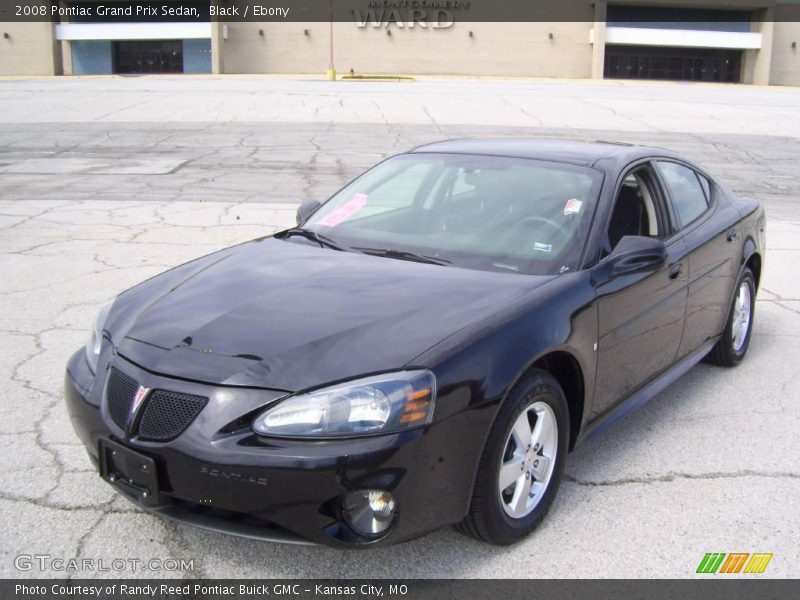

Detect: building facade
[1,1,798,85]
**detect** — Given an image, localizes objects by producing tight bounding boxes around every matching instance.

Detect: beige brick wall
[770,21,800,86]
[221,22,594,78]
[1,15,797,86]
[0,22,58,76]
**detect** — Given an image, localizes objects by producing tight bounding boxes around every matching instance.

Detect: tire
[455,369,569,545]
[706,267,756,367]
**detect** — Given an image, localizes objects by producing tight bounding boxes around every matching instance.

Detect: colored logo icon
[697,553,773,574]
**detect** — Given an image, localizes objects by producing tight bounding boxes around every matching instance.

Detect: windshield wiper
[277,228,346,251]
[352,247,451,266]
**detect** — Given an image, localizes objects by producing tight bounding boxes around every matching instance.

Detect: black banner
[2,0,800,23]
[4,580,800,600]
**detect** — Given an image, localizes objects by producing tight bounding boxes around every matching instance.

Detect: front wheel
[455,369,569,545]
[706,267,756,367]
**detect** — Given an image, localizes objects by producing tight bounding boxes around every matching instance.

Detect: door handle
[727,229,738,242]
[669,263,684,279]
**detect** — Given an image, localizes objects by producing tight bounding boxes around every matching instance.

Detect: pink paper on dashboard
[317,193,368,227]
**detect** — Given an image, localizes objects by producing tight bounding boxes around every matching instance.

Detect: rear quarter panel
[731,192,767,282]
[677,188,744,357]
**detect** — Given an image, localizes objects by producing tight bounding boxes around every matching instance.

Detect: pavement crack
[0,490,138,514]
[564,469,800,488]
[9,328,67,501]
[499,96,543,126]
[93,100,149,122]
[423,106,444,135]
[761,299,800,317]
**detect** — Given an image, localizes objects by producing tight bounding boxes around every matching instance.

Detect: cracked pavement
[0,76,798,578]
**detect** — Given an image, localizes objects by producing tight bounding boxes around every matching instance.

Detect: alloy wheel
[498,401,558,519]
[731,281,752,353]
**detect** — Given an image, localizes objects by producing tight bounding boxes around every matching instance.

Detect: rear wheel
[706,267,756,367]
[456,369,569,545]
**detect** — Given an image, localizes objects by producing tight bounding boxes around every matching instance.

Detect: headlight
[252,370,436,438]
[84,299,114,374]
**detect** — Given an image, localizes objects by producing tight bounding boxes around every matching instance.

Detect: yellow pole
[327,0,336,80]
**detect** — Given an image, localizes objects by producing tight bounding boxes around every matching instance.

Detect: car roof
[409,138,681,167]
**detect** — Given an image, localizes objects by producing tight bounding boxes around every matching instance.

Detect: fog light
[342,490,396,536]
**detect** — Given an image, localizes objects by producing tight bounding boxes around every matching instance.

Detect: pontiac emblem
[131,385,150,415]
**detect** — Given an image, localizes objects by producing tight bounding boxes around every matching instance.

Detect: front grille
[137,390,208,441]
[104,366,208,441]
[106,367,139,431]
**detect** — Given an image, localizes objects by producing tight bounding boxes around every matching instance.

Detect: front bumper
[65,349,483,547]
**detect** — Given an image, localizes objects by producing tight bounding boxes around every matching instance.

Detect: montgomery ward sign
[354,0,472,29]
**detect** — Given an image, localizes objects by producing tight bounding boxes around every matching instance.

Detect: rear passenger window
[697,173,712,201]
[657,161,710,228]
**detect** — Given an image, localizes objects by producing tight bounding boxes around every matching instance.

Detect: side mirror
[592,236,667,286]
[296,199,322,225]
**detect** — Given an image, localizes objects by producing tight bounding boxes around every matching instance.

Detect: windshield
[302,153,603,275]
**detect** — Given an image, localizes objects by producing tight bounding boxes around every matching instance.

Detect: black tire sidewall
[476,370,569,544]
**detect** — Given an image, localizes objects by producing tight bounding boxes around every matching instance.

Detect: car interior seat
[608,183,650,249]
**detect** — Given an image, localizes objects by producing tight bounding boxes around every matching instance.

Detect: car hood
[108,237,553,391]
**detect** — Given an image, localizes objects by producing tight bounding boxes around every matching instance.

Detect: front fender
[416,272,597,491]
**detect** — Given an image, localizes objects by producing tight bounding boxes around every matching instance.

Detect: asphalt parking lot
[0,76,798,578]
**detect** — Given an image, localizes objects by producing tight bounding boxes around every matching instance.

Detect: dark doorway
[113,41,183,74]
[604,45,742,83]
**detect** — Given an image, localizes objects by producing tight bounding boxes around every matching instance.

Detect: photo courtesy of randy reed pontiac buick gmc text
[15,583,404,596]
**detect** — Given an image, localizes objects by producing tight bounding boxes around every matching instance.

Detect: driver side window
[605,167,663,254]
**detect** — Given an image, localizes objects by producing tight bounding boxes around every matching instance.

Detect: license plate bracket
[99,438,163,506]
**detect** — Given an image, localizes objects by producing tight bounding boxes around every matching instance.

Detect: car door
[591,162,689,420]
[654,160,741,359]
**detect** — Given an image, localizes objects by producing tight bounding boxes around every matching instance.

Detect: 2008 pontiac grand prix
[65,139,765,547]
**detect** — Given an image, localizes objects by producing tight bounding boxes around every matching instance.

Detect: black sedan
[65,139,765,547]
